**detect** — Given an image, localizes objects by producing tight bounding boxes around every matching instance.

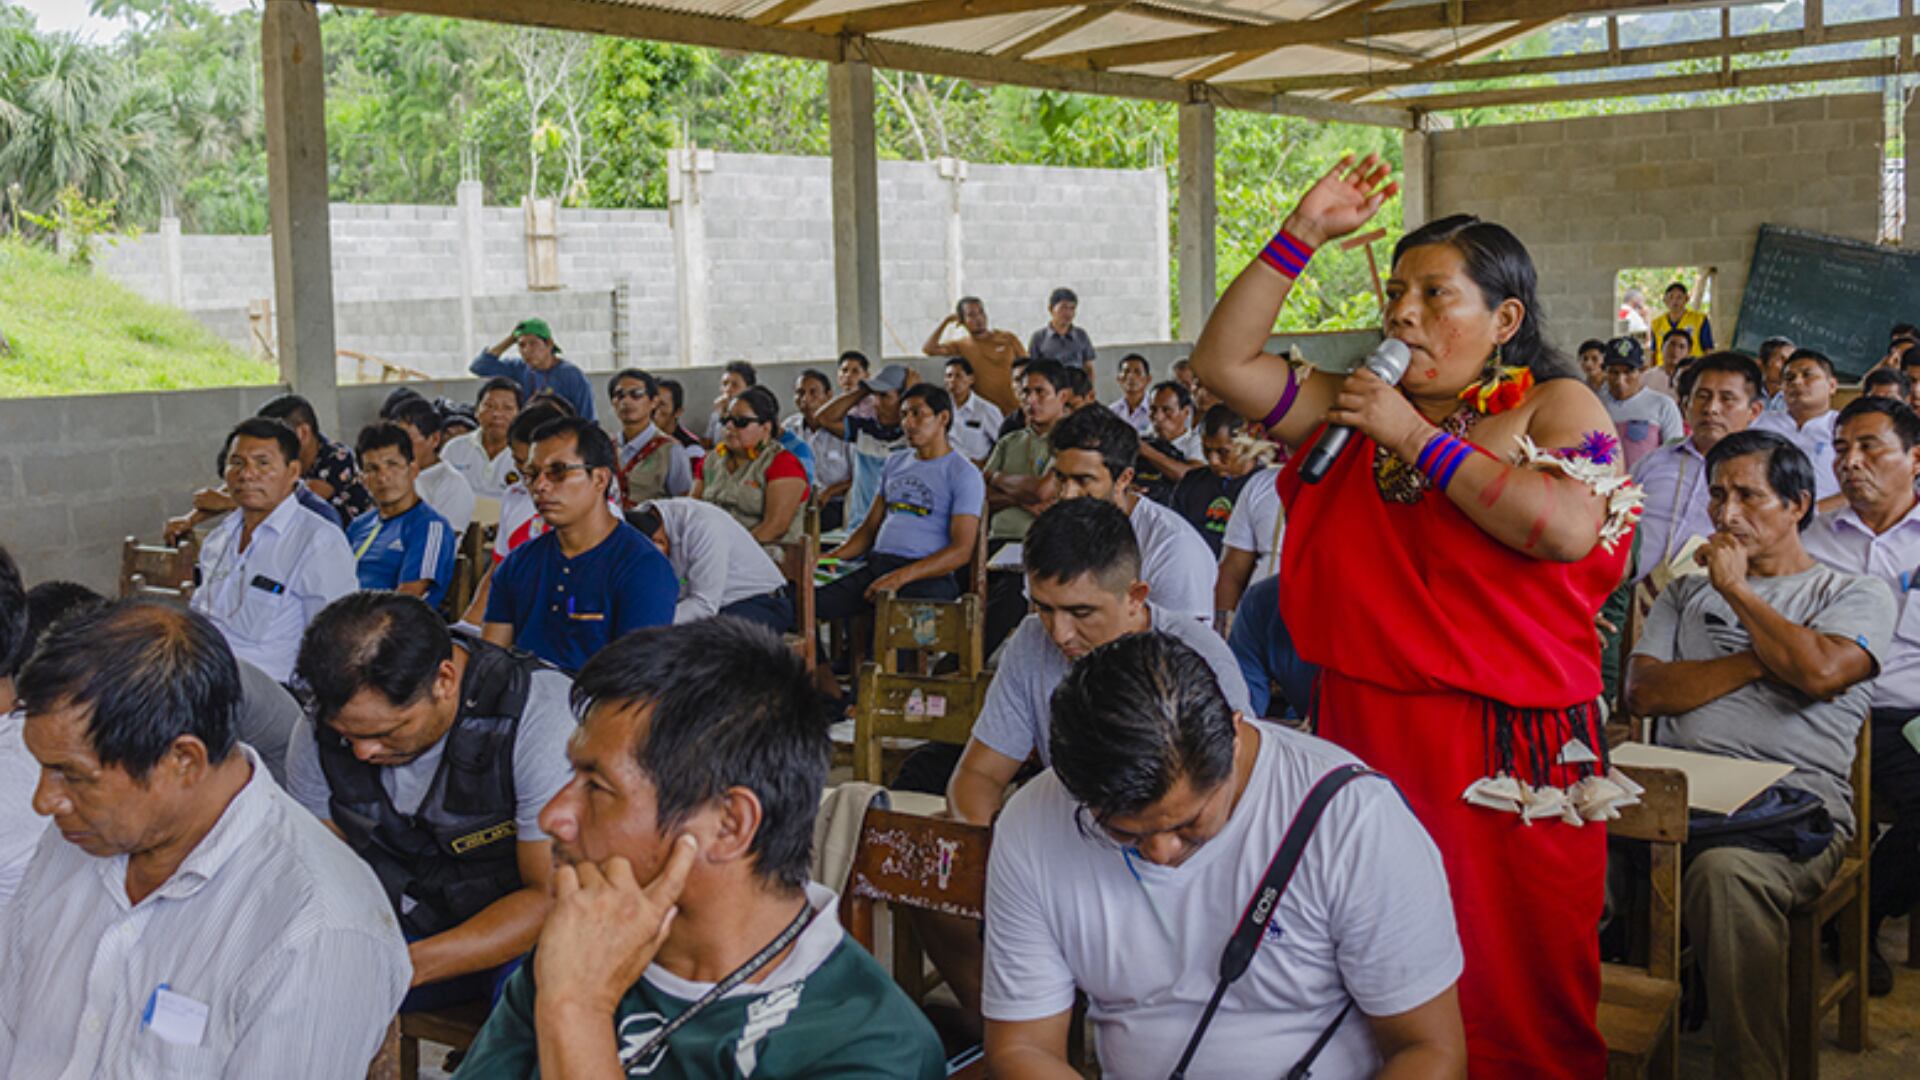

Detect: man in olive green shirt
[983,360,1070,543]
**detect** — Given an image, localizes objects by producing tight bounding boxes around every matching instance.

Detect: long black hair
[1393,214,1576,382]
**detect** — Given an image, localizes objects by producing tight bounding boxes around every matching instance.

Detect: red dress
[1277,429,1628,1080]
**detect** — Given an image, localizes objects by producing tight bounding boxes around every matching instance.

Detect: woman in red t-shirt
[1191,156,1642,1080]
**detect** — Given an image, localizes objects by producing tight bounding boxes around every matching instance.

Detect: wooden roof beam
[794,0,1078,37]
[1241,13,1920,95]
[1040,0,1685,72]
[1389,53,1894,112]
[1331,18,1549,102]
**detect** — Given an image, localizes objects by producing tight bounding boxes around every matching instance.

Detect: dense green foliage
[0,236,274,396]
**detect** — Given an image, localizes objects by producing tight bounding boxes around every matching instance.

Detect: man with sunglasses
[608,368,694,508]
[983,632,1466,1079]
[483,416,675,671]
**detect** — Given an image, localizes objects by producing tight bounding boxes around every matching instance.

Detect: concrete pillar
[937,156,968,307]
[1153,159,1172,342]
[830,60,883,361]
[1906,91,1920,247]
[262,0,338,433]
[1402,125,1432,233]
[456,179,484,354]
[669,147,714,367]
[1177,100,1217,343]
[159,216,183,308]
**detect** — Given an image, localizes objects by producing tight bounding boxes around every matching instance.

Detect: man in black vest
[289,592,577,1010]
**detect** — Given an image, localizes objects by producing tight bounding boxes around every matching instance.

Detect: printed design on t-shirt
[1263,916,1288,946]
[1701,609,1752,657]
[1204,496,1234,535]
[733,981,806,1076]
[886,476,938,519]
[615,1010,671,1075]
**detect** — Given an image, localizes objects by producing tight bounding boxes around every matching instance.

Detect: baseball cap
[513,317,562,353]
[862,363,912,395]
[1604,337,1646,370]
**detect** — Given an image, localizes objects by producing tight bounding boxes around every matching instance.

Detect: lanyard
[353,518,385,560]
[627,901,813,1064]
[1167,764,1375,1080]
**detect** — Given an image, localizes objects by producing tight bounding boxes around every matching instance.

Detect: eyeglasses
[610,388,650,402]
[722,415,767,429]
[527,462,593,486]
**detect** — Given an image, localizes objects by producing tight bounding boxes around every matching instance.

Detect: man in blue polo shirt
[347,423,458,608]
[483,416,675,670]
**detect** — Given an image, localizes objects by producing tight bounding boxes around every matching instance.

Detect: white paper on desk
[146,987,209,1047]
[1611,743,1794,815]
[987,543,1023,570]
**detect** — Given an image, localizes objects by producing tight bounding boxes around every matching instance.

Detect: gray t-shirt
[286,656,577,842]
[972,605,1252,767]
[1632,565,1893,836]
[237,659,302,789]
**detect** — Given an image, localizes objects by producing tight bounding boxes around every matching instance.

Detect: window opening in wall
[1614,266,1715,352]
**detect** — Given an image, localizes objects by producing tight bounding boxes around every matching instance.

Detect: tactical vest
[617,434,674,509]
[317,635,537,938]
[703,441,805,549]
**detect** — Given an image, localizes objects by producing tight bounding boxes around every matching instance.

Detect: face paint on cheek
[1424,368,1438,381]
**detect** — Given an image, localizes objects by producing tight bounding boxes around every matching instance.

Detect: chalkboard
[1731,225,1920,380]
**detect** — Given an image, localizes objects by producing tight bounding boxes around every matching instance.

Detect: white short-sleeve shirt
[949,393,1005,462]
[970,604,1252,768]
[191,495,358,683]
[1221,466,1285,580]
[642,498,789,623]
[416,460,476,535]
[983,721,1463,1080]
[1802,501,1920,711]
[1130,495,1217,623]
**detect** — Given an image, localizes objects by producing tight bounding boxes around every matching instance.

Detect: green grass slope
[0,239,276,397]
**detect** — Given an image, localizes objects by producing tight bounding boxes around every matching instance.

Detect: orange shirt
[952,331,1027,413]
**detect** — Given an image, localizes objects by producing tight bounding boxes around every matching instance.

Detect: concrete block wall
[98,153,1165,376]
[0,330,1377,593]
[1430,94,1885,346]
[957,161,1168,346]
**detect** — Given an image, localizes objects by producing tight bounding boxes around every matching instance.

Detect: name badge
[143,984,210,1047]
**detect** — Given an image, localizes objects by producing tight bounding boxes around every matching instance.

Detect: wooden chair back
[776,517,820,670]
[871,589,984,676]
[839,807,992,955]
[1786,717,1873,1077]
[852,665,992,784]
[968,494,989,601]
[1599,764,1688,1080]
[441,522,491,619]
[120,535,197,602]
[395,1002,491,1080]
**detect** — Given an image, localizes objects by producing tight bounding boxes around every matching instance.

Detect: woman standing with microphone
[1192,157,1641,1080]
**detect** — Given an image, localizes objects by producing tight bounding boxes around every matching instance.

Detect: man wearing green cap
[471,318,596,421]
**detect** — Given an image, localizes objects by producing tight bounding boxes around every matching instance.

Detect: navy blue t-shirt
[484,521,676,671]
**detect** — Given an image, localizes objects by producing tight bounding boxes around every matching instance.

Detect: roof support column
[262,0,338,432]
[830,59,883,361]
[1177,99,1217,343]
[1402,121,1432,231]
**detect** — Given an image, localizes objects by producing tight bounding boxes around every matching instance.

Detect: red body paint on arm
[1522,476,1561,551]
[1477,465,1510,508]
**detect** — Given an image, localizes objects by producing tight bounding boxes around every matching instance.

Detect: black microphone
[1299,338,1413,484]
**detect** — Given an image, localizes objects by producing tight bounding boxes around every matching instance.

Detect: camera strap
[1168,763,1376,1080]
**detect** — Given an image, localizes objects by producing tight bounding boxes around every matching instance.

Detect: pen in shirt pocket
[566,596,604,622]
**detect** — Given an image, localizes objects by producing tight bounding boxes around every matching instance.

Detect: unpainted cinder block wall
[1429,94,1885,348]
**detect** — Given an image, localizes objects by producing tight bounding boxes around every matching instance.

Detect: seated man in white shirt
[1048,404,1216,622]
[0,600,408,1077]
[442,376,522,499]
[786,369,853,527]
[983,630,1467,1079]
[1108,353,1154,435]
[391,397,477,535]
[190,418,358,683]
[1800,395,1920,995]
[943,356,1004,464]
[1755,348,1844,511]
[629,498,794,632]
[291,592,575,1012]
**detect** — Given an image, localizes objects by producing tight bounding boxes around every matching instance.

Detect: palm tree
[0,13,177,226]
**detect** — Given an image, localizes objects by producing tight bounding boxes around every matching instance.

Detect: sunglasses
[527,462,593,485]
[723,415,768,429]
[610,388,650,401]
